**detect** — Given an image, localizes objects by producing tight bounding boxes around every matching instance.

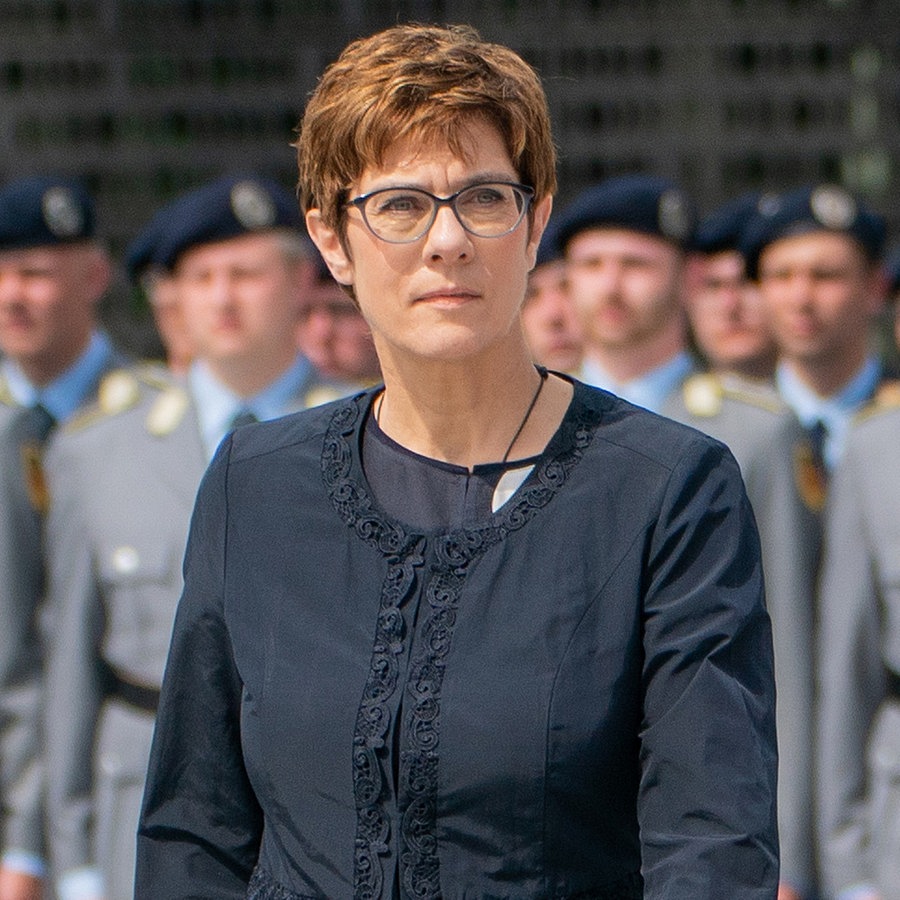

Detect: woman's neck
[375,349,572,470]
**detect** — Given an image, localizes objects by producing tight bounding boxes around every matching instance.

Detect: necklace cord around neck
[372,364,549,465]
[502,365,548,463]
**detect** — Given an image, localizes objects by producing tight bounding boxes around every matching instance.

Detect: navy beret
[124,204,173,281]
[740,184,887,280]
[534,216,564,269]
[692,192,769,255]
[553,175,697,252]
[0,176,95,250]
[152,174,303,270]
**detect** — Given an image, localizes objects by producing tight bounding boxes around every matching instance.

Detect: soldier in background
[812,219,900,900]
[741,183,889,478]
[123,210,194,376]
[678,188,823,900]
[816,381,900,900]
[686,192,778,382]
[521,222,583,374]
[554,174,697,413]
[295,251,381,387]
[41,174,347,900]
[741,184,894,900]
[0,176,125,900]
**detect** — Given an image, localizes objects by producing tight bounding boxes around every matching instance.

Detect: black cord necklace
[501,365,548,464]
[373,365,549,465]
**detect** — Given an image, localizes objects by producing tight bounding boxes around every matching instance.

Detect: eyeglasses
[345,181,535,244]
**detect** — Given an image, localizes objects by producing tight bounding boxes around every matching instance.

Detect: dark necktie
[15,403,57,513]
[230,408,258,430]
[806,419,828,478]
[19,402,57,443]
[794,418,829,514]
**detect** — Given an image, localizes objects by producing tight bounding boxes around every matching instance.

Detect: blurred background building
[0,0,897,345]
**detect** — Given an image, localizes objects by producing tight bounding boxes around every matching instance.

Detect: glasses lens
[358,183,531,243]
[455,183,529,237]
[361,189,434,242]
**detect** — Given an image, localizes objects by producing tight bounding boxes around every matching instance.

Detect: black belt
[100,661,160,713]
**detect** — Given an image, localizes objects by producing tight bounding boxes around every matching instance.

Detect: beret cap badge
[230,181,277,230]
[658,189,691,243]
[42,186,85,239]
[757,192,781,218]
[810,185,857,230]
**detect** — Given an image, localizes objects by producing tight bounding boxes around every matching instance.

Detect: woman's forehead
[357,119,516,187]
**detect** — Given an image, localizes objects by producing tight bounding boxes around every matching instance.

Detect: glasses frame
[345,181,535,244]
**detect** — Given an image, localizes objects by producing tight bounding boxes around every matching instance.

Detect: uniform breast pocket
[97,540,185,680]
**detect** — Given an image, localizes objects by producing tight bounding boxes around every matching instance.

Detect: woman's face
[308,118,551,372]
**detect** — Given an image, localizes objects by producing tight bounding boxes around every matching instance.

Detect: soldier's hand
[0,868,43,900]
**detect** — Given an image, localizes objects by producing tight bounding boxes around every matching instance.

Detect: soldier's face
[522,259,584,373]
[173,231,308,370]
[0,244,106,383]
[565,229,685,354]
[686,250,775,372]
[296,279,380,383]
[757,232,883,366]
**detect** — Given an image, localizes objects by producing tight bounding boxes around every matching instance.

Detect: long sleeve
[637,439,780,897]
[135,435,263,897]
[816,441,886,897]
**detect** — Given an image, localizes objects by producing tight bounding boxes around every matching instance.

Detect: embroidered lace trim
[323,390,600,900]
[246,865,319,899]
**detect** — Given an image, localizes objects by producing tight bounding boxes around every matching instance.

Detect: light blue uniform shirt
[578,351,693,415]
[776,357,881,472]
[2,331,116,423]
[189,354,313,460]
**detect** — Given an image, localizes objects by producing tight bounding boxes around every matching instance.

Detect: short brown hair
[295,23,557,230]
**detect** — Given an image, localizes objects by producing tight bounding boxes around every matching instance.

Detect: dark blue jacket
[136,382,779,899]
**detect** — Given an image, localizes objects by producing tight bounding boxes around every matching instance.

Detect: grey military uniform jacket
[664,372,822,897]
[0,388,47,862]
[42,363,346,899]
[817,396,900,900]
[0,354,120,864]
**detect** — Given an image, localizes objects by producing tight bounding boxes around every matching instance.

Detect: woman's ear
[525,195,553,272]
[306,210,354,286]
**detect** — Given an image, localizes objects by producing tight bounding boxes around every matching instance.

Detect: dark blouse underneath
[362,404,540,530]
[135,383,779,900]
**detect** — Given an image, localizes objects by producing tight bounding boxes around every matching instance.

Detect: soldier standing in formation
[685,191,778,382]
[0,176,125,900]
[40,173,348,900]
[816,383,900,900]
[742,183,890,479]
[553,174,698,413]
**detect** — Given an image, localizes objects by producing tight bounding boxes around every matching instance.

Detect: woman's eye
[467,188,503,205]
[375,193,427,215]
